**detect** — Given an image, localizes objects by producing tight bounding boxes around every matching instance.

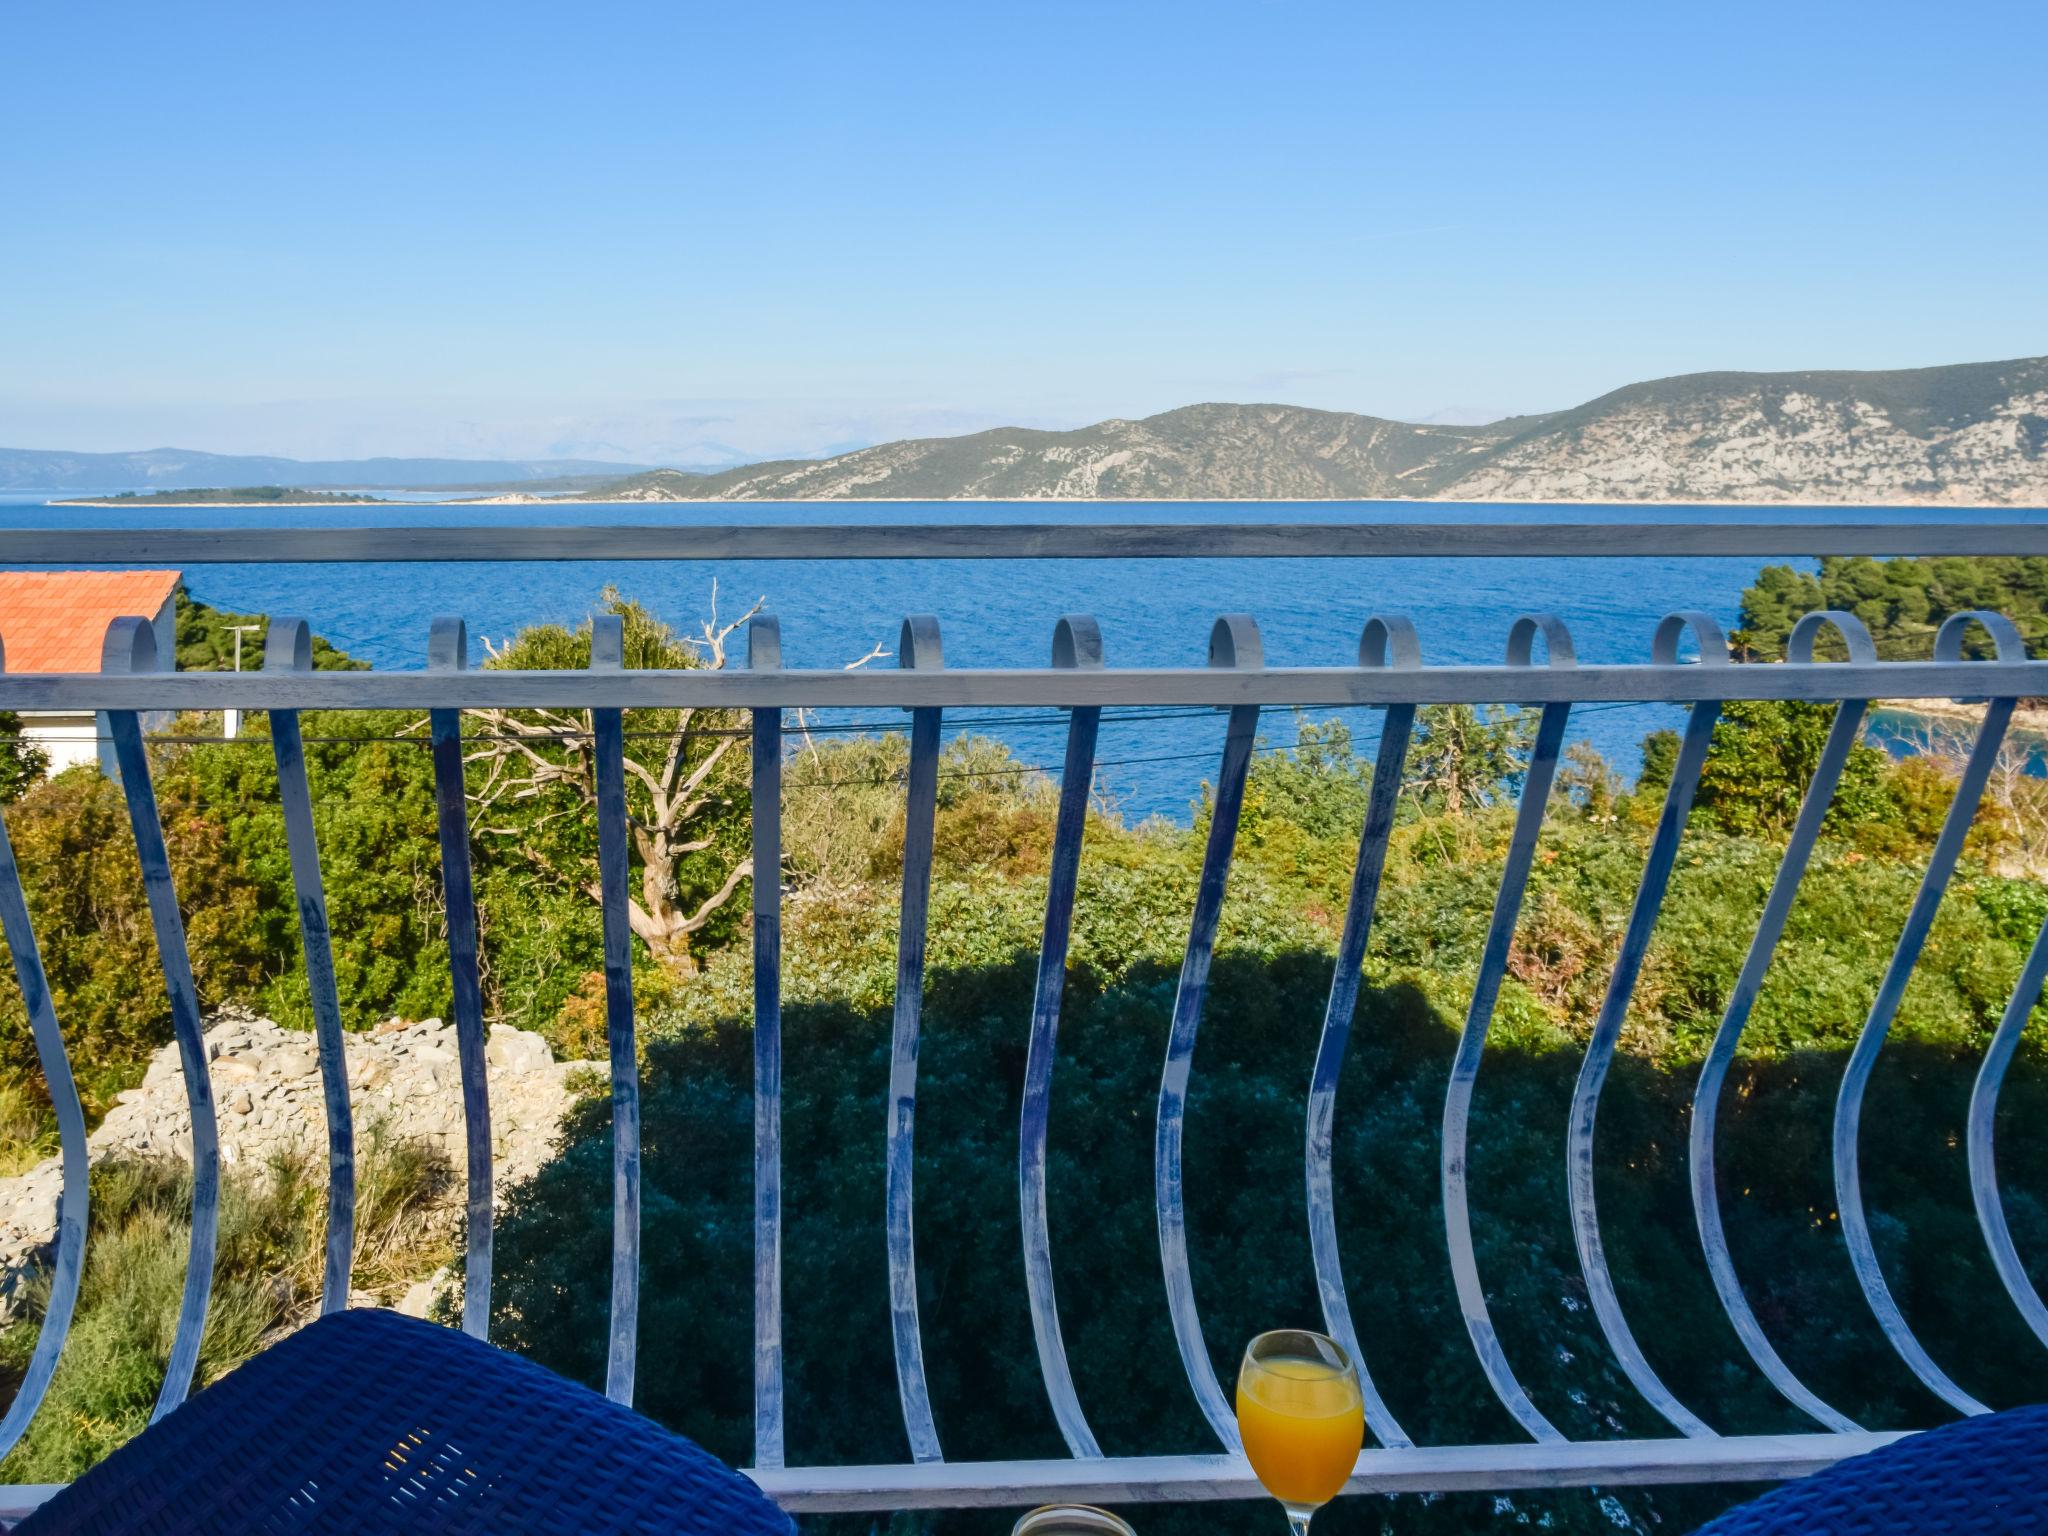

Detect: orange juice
[1235,1354,1365,1509]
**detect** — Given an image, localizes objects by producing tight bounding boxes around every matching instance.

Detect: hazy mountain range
[0,446,650,493]
[8,355,2045,504]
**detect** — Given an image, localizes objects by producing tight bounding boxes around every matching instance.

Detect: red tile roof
[0,570,182,673]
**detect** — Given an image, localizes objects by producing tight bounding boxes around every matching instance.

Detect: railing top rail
[1,520,2046,564]
[0,656,2042,712]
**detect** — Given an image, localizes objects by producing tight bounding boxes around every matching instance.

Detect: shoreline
[449,492,2047,510]
[1873,697,2048,737]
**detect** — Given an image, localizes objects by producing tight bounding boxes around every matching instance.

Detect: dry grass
[0,1127,454,1483]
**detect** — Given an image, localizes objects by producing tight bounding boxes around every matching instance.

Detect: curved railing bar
[589,614,642,1406]
[263,619,355,1315]
[101,618,222,1420]
[427,616,494,1340]
[888,614,945,1463]
[0,635,88,1458]
[1305,615,1419,1450]
[1831,612,2023,1417]
[1441,613,1575,1445]
[1688,611,1876,1433]
[1021,615,1106,1459]
[1970,906,2048,1349]
[749,613,787,1468]
[1565,613,1729,1440]
[1157,614,1263,1452]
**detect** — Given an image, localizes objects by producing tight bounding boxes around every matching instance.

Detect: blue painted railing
[0,522,2043,1515]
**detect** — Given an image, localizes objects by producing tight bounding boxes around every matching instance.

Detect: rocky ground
[0,1009,596,1321]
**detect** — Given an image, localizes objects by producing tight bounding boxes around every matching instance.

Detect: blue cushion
[1692,1406,2048,1534]
[18,1306,793,1535]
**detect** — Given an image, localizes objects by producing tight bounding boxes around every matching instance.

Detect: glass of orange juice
[1235,1329,1365,1533]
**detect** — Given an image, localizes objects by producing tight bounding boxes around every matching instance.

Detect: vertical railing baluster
[1689,611,1875,1433]
[0,635,89,1456]
[1566,613,1727,1440]
[1021,615,1106,1460]
[264,619,355,1315]
[1440,614,1575,1445]
[1306,616,1419,1451]
[1970,906,2048,1349]
[1833,612,2023,1417]
[589,614,641,1406]
[1157,614,1262,1453]
[749,613,786,1469]
[888,614,945,1464]
[427,617,493,1340]
[101,618,220,1420]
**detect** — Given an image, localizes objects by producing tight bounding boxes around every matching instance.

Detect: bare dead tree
[465,586,761,968]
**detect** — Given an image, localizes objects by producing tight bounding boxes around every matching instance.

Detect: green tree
[0,712,48,804]
[175,590,366,673]
[1407,703,1538,815]
[1736,555,2048,660]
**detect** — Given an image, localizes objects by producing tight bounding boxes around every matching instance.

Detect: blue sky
[2,0,2043,465]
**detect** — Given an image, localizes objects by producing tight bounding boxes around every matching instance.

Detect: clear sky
[3,0,2043,465]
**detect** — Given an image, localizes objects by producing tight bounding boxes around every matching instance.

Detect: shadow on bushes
[491,948,2048,1535]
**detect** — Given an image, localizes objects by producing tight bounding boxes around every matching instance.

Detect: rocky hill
[569,355,2048,505]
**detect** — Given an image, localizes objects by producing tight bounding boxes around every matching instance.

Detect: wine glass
[1235,1329,1365,1534]
[1011,1506,1136,1535]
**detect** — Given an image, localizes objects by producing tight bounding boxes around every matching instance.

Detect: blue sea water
[3,496,2040,820]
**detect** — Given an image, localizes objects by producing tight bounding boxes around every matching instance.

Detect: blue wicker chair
[1692,1406,2048,1534]
[16,1307,794,1535]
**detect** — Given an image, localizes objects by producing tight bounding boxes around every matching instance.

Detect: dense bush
[1637,698,1944,844]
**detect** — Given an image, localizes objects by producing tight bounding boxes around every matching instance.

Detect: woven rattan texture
[17,1307,794,1535]
[1693,1406,2048,1534]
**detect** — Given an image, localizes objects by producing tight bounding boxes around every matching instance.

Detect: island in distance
[53,486,398,507]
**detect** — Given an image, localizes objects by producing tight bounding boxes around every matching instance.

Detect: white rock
[487,1031,553,1073]
[0,1011,594,1321]
[395,1265,451,1319]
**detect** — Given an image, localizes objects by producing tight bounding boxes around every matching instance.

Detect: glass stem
[1284,1505,1316,1536]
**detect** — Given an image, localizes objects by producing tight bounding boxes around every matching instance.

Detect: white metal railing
[0,522,2043,1514]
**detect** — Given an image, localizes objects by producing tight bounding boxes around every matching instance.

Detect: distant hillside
[0,447,651,493]
[568,355,2048,505]
[569,405,1546,502]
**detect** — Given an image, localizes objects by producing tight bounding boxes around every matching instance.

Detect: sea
[4,494,2042,821]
